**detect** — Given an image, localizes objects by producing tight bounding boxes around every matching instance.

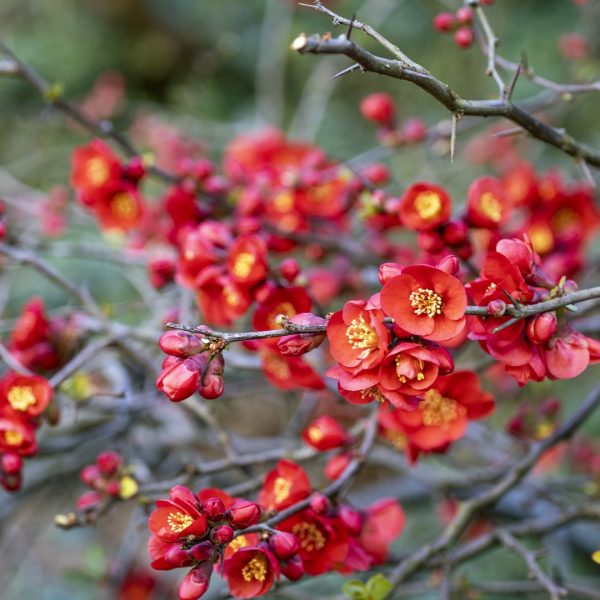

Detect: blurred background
[1,0,600,598]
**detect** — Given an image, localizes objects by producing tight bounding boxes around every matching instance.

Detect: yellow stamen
[413,191,442,220]
[409,287,443,318]
[345,314,378,350]
[479,192,502,222]
[7,385,37,412]
[242,555,268,582]
[292,522,326,552]
[232,252,256,279]
[111,193,138,220]
[167,511,193,533]
[4,430,24,446]
[273,477,291,504]
[420,389,465,428]
[86,157,109,187]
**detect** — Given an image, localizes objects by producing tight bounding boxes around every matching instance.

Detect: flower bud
[400,118,427,143]
[454,27,474,48]
[188,541,214,563]
[166,545,194,568]
[563,279,578,295]
[281,555,305,581]
[279,258,301,283]
[309,493,331,515]
[105,480,121,497]
[226,500,262,529]
[80,464,101,487]
[203,497,226,521]
[96,451,123,476]
[456,6,473,25]
[496,238,535,275]
[178,562,213,600]
[76,490,104,512]
[378,262,403,285]
[338,505,363,536]
[277,313,327,357]
[417,230,445,253]
[360,93,395,126]
[123,156,146,183]
[210,524,235,545]
[156,358,201,402]
[269,532,300,560]
[198,354,225,400]
[324,452,352,481]
[436,255,459,276]
[433,12,455,32]
[442,219,468,245]
[1,452,22,475]
[487,299,506,318]
[1,473,21,492]
[302,416,349,451]
[159,331,205,358]
[526,313,558,344]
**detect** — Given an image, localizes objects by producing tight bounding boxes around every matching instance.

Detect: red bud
[203,497,226,521]
[178,562,213,600]
[269,532,300,560]
[211,524,235,545]
[96,451,123,476]
[226,500,261,529]
[526,313,558,344]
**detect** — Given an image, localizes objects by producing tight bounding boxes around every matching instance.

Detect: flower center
[273,191,294,212]
[409,288,443,318]
[307,426,324,443]
[273,477,291,504]
[4,430,24,446]
[232,252,256,279]
[223,285,241,307]
[528,224,554,254]
[111,193,138,220]
[479,192,502,222]
[167,511,193,533]
[420,389,464,428]
[413,191,442,220]
[384,429,407,451]
[228,535,249,552]
[86,157,109,187]
[345,314,378,350]
[292,522,326,552]
[268,302,297,329]
[360,386,386,403]
[395,356,425,383]
[7,386,36,411]
[242,555,268,582]
[552,208,578,232]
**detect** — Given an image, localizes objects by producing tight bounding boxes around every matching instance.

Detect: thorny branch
[292,2,600,169]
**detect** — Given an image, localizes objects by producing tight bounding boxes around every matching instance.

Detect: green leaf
[342,579,368,600]
[366,574,393,600]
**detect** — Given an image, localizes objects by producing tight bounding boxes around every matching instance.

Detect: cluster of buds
[63,451,138,523]
[148,485,265,599]
[156,330,224,401]
[0,372,53,491]
[432,6,476,48]
[359,93,427,146]
[506,397,561,440]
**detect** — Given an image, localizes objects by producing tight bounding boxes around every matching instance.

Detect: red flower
[358,498,405,564]
[381,264,466,342]
[9,298,50,350]
[0,372,52,417]
[70,139,122,197]
[156,356,205,402]
[382,371,495,462]
[277,509,349,575]
[259,459,311,510]
[252,287,312,336]
[178,562,213,600]
[0,415,37,456]
[467,176,509,229]
[261,352,324,391]
[302,416,349,451]
[148,485,207,543]
[327,300,390,372]
[223,546,280,598]
[226,234,268,286]
[398,182,452,231]
[360,93,395,126]
[94,184,145,231]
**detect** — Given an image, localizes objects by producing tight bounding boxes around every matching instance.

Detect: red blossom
[398,182,452,231]
[223,546,280,598]
[259,459,311,510]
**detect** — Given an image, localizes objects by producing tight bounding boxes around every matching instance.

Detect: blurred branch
[0,43,179,184]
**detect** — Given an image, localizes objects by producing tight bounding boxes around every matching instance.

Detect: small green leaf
[342,579,368,600]
[366,574,393,600]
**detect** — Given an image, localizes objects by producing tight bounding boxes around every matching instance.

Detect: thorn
[330,63,360,80]
[450,113,458,163]
[491,126,525,138]
[500,287,520,308]
[492,317,520,334]
[577,157,596,189]
[347,13,356,40]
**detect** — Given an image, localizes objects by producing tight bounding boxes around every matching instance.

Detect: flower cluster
[74,451,138,516]
[0,371,53,491]
[71,139,146,231]
[467,237,600,384]
[326,258,466,409]
[432,6,476,48]
[148,461,404,599]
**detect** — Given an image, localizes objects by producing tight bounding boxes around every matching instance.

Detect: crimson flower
[0,372,52,417]
[258,459,311,511]
[223,546,280,598]
[398,182,452,231]
[381,264,466,342]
